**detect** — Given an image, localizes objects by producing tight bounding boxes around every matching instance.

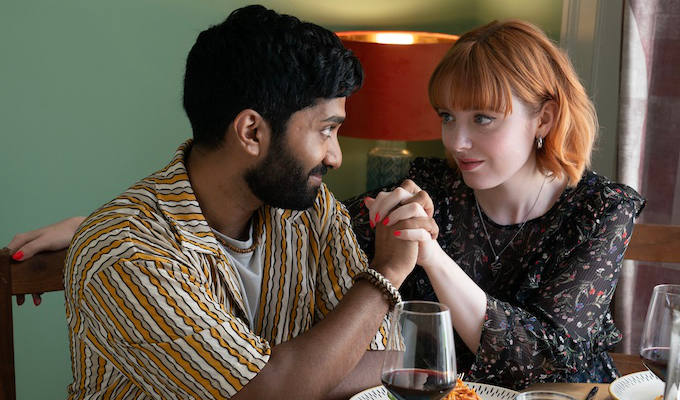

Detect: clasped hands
[364,179,441,285]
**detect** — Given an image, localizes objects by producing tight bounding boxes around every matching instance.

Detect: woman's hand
[382,202,443,267]
[364,180,434,227]
[364,180,441,267]
[6,216,84,306]
[7,216,84,261]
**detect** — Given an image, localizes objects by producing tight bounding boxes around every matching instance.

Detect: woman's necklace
[475,176,547,267]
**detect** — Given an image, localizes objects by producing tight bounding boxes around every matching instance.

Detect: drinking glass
[664,302,680,400]
[381,301,456,400]
[640,284,680,381]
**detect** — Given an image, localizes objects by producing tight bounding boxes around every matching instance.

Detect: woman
[346,20,644,389]
[8,20,644,389]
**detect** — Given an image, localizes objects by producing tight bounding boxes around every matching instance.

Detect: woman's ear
[232,109,269,157]
[536,100,557,139]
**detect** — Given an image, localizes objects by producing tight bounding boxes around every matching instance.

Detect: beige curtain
[615,0,680,354]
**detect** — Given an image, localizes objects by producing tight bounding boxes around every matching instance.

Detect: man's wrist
[369,262,407,289]
[353,268,402,310]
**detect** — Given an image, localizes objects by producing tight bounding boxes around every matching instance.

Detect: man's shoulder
[67,176,172,267]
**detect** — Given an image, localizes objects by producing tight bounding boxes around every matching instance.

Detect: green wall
[0,1,561,398]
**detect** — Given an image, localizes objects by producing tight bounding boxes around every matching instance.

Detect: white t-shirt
[212,225,263,330]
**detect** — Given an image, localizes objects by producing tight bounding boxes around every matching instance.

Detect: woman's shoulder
[555,171,646,235]
[571,170,645,215]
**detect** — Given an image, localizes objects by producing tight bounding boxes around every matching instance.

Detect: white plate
[609,371,664,400]
[350,382,519,400]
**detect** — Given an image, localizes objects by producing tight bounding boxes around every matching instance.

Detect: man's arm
[326,351,384,400]
[235,280,393,399]
[75,214,423,400]
[235,191,435,399]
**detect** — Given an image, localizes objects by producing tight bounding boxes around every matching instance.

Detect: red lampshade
[337,31,458,141]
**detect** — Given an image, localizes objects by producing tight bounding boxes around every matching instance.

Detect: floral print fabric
[345,158,645,389]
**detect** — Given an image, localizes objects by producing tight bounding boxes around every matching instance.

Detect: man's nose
[324,135,342,169]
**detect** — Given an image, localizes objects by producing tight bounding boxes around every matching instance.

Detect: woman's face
[438,95,541,191]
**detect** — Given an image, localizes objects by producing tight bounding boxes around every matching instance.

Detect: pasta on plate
[444,379,481,400]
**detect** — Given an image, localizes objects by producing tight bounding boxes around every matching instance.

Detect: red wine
[641,347,669,380]
[381,368,455,400]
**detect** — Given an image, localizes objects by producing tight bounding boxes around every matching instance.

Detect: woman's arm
[459,199,639,388]
[357,182,488,352]
[7,216,83,260]
[5,216,83,305]
[358,184,641,388]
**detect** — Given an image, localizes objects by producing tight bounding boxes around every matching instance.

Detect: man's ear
[232,109,269,157]
[536,100,557,139]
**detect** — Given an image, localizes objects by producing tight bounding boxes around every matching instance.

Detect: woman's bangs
[429,50,513,115]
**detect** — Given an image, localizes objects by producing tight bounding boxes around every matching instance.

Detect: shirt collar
[152,139,222,255]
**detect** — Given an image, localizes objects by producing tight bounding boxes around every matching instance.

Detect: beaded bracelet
[354,268,402,310]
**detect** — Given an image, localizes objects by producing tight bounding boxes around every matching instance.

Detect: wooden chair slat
[0,248,66,400]
[624,223,680,263]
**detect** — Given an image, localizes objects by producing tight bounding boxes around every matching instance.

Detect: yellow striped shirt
[65,141,389,399]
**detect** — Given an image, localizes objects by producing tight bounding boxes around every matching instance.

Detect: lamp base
[366,141,413,191]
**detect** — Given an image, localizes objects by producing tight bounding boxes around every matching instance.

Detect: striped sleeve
[80,237,270,398]
[314,189,390,350]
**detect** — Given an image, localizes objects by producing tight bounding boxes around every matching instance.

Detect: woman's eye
[439,112,454,124]
[474,114,494,125]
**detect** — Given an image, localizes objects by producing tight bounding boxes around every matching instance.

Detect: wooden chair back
[612,223,680,356]
[0,247,67,400]
[624,223,680,263]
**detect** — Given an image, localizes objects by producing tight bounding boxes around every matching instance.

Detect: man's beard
[245,138,328,210]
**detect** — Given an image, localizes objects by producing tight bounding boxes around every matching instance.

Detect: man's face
[245,97,345,210]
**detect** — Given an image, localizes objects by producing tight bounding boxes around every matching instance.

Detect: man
[56,5,436,399]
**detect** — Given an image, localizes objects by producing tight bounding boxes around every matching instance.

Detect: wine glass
[640,284,680,381]
[381,301,456,400]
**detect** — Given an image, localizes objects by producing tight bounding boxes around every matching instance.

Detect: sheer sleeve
[469,194,643,388]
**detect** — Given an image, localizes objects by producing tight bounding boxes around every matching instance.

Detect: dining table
[522,353,648,400]
[349,353,650,400]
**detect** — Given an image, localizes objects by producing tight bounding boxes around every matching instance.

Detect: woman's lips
[457,158,484,171]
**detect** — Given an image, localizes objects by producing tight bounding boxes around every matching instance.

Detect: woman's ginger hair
[429,20,597,186]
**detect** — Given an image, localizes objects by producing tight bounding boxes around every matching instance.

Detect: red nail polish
[12,251,24,261]
[382,217,390,225]
[375,212,380,222]
[33,294,42,306]
[394,230,401,236]
[370,220,375,228]
[16,294,25,306]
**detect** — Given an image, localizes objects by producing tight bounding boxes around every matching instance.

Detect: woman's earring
[536,136,544,149]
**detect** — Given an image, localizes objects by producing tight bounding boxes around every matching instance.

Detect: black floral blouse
[345,158,645,390]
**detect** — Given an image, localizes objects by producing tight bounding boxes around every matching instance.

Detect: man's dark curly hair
[183,5,363,148]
